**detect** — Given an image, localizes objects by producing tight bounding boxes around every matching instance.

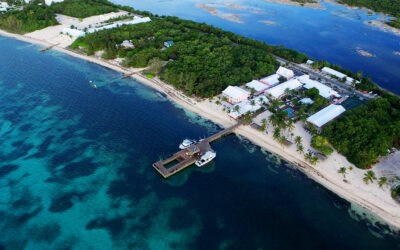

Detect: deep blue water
[1,35,400,249]
[113,0,400,95]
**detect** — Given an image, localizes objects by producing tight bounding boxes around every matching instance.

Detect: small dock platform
[121,72,138,79]
[152,123,240,178]
[40,43,59,52]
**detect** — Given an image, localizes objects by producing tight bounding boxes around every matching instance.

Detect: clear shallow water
[1,37,400,249]
[114,0,400,95]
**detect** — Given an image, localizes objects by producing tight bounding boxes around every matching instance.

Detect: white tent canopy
[307,104,346,128]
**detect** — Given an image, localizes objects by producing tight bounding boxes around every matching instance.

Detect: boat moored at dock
[179,139,196,149]
[195,151,216,167]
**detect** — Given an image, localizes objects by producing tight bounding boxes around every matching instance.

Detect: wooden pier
[40,43,59,52]
[152,123,240,178]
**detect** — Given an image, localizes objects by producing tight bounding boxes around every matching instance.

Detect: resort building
[265,78,302,99]
[245,80,269,95]
[229,100,262,119]
[260,74,280,87]
[321,67,346,79]
[164,41,175,48]
[87,17,151,34]
[298,75,340,99]
[0,2,9,12]
[306,60,314,65]
[62,28,85,37]
[222,86,250,104]
[45,0,64,5]
[121,40,135,48]
[306,104,346,131]
[276,66,294,80]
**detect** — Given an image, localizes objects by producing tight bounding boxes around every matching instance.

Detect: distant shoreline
[1,29,400,232]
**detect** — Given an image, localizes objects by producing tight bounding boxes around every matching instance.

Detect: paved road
[274,56,373,101]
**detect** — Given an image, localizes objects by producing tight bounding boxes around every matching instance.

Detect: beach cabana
[222,86,250,104]
[306,104,346,132]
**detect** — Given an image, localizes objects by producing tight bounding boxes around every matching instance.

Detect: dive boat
[195,151,216,167]
[179,139,196,150]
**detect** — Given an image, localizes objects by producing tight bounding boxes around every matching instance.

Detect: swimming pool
[285,108,294,118]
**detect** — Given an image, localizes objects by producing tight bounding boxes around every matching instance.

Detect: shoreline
[1,29,400,232]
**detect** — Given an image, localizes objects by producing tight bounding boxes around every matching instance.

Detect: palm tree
[311,156,319,165]
[234,105,240,113]
[304,152,313,162]
[363,170,377,184]
[287,120,295,133]
[279,136,287,146]
[295,136,302,146]
[273,128,281,140]
[250,100,256,107]
[338,167,347,178]
[296,144,304,154]
[378,177,388,188]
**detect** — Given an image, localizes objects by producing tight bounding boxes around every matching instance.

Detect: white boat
[195,151,216,167]
[179,139,196,150]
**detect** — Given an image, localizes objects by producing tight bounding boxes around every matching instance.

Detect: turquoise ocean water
[0,35,399,249]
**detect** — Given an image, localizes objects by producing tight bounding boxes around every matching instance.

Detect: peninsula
[1,0,400,232]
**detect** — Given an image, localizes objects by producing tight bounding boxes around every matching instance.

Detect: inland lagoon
[114,0,400,95]
[0,34,400,249]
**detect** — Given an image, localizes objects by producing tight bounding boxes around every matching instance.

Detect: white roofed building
[45,0,64,5]
[121,40,134,48]
[222,86,250,104]
[260,73,280,87]
[276,66,294,80]
[321,67,346,79]
[298,75,340,99]
[265,78,302,99]
[306,104,346,131]
[229,100,262,119]
[245,80,269,95]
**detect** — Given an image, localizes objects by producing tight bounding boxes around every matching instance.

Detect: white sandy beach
[1,24,400,232]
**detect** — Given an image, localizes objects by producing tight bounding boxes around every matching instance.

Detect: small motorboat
[179,139,196,150]
[195,151,216,167]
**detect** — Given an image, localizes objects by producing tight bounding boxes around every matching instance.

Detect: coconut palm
[378,177,388,187]
[273,128,281,140]
[296,144,304,154]
[250,100,256,107]
[338,167,347,178]
[279,136,287,146]
[234,105,240,113]
[287,120,295,132]
[295,136,302,146]
[304,152,313,162]
[363,170,377,184]
[310,156,319,165]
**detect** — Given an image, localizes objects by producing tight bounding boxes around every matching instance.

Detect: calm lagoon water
[114,0,400,95]
[1,35,400,249]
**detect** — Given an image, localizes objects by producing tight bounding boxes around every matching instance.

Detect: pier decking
[153,123,240,178]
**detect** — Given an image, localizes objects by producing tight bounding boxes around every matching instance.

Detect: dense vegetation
[323,95,400,168]
[0,0,57,34]
[50,0,118,18]
[311,136,333,156]
[71,16,312,97]
[336,0,400,28]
